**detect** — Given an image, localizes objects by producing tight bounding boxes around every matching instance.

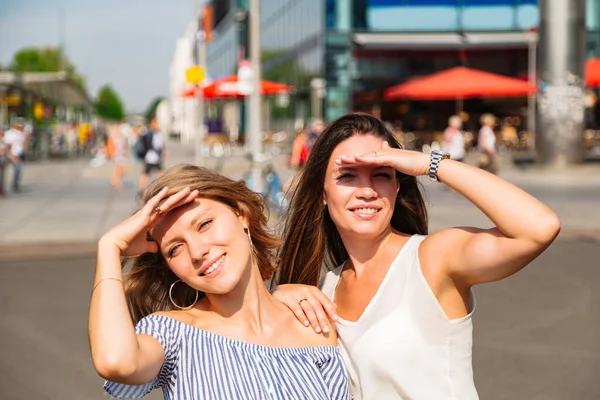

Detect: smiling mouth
[350,207,381,215]
[200,254,225,276]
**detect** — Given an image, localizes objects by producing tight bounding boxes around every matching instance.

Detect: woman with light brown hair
[89,164,349,399]
[272,113,560,399]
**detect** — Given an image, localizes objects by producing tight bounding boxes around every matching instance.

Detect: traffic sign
[186,66,205,85]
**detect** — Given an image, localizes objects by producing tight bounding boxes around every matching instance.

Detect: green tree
[10,46,87,89]
[94,85,125,121]
[144,96,165,122]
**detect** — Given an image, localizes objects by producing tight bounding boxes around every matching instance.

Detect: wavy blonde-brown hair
[125,164,279,323]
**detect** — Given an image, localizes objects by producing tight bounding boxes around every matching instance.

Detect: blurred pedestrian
[272,113,560,400]
[106,125,128,191]
[137,119,165,200]
[477,113,498,174]
[89,165,349,399]
[289,123,310,169]
[308,118,325,147]
[0,128,7,198]
[3,120,27,192]
[443,115,465,162]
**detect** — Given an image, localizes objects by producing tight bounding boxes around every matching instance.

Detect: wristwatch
[428,149,450,182]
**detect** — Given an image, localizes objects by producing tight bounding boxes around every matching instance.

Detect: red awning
[181,75,293,99]
[586,58,600,88]
[384,66,535,100]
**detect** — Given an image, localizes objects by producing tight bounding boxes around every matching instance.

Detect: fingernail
[323,325,329,333]
[315,326,321,333]
[333,314,339,320]
[304,320,309,326]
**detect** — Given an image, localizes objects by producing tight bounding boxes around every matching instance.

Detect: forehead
[152,198,231,240]
[330,134,385,158]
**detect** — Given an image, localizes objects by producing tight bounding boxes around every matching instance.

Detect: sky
[0,0,196,112]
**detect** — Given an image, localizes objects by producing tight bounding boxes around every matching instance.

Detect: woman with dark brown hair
[273,113,560,399]
[89,164,349,399]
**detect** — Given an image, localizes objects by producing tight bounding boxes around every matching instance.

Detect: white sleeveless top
[321,235,478,400]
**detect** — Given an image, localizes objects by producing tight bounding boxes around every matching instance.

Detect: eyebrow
[160,207,209,251]
[189,208,209,229]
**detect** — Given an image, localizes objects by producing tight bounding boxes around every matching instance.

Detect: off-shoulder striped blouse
[104,315,350,399]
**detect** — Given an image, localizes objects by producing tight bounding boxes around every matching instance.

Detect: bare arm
[88,187,199,384]
[342,143,560,288]
[429,159,560,286]
[89,240,165,384]
[4,143,20,164]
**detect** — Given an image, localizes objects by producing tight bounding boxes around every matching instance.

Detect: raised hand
[100,187,199,257]
[336,141,430,178]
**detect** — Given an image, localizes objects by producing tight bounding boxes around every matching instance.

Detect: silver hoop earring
[246,229,254,248]
[169,279,199,310]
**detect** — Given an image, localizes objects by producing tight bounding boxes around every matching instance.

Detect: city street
[1,239,599,399]
[1,144,600,399]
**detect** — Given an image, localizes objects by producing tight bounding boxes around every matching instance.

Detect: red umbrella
[586,58,600,88]
[384,66,535,100]
[181,75,293,99]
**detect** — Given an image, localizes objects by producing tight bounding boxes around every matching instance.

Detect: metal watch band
[428,150,449,182]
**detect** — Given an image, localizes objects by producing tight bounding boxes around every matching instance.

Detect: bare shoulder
[421,227,480,257]
[419,227,480,276]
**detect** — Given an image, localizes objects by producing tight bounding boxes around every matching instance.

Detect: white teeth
[203,255,225,275]
[355,208,378,214]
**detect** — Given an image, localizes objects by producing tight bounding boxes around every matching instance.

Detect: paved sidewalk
[0,142,599,260]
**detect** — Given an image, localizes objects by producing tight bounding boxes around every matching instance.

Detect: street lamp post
[536,0,587,166]
[248,0,263,193]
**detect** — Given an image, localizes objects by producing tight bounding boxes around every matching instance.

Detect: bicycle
[243,151,288,215]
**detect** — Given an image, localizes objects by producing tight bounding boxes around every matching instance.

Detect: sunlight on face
[323,135,399,239]
[152,198,252,295]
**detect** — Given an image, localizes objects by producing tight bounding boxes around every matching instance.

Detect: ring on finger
[298,298,308,305]
[154,206,163,215]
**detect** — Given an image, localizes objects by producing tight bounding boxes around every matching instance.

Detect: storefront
[204,0,600,136]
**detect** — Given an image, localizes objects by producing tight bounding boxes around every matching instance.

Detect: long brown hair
[125,164,279,322]
[276,113,428,287]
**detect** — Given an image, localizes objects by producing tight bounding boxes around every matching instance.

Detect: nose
[187,236,210,264]
[355,177,378,200]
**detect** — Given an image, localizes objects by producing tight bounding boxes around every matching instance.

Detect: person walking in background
[3,120,27,192]
[105,125,129,191]
[443,115,465,162]
[290,119,326,170]
[308,118,326,147]
[272,113,560,399]
[137,119,165,200]
[477,113,498,174]
[0,128,7,198]
[89,164,349,399]
[289,123,310,169]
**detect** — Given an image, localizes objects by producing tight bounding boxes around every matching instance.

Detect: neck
[339,227,400,274]
[203,262,282,331]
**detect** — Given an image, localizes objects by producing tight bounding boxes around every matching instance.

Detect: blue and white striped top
[104,315,350,399]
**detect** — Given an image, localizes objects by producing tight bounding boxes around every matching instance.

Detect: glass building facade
[206,0,600,126]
